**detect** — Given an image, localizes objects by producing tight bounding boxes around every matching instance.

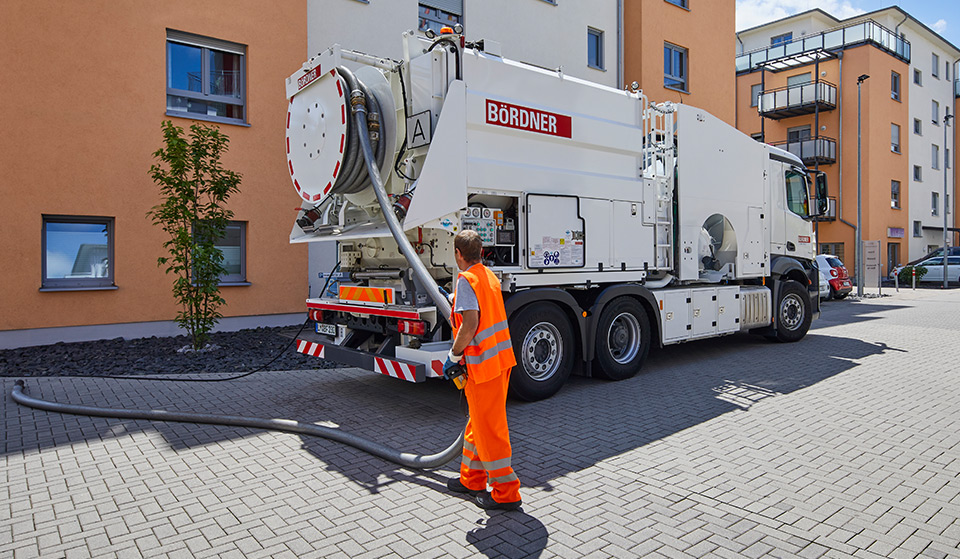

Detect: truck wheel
[592,297,650,381]
[508,302,575,401]
[773,280,811,342]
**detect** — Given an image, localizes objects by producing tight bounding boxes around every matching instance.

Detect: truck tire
[592,297,650,381]
[773,280,811,342]
[508,302,575,401]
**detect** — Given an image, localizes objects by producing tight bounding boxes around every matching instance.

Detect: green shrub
[148,121,242,350]
[897,265,927,285]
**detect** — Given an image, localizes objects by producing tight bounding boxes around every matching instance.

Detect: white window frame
[891,123,901,153]
[166,30,246,126]
[664,42,688,92]
[41,215,116,291]
[891,71,900,101]
[587,28,605,70]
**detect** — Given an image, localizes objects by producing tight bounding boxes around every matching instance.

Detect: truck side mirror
[815,173,828,215]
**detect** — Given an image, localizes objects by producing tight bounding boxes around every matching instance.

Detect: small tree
[148,121,242,350]
[897,265,927,285]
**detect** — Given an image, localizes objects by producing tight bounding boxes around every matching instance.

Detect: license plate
[315,323,337,336]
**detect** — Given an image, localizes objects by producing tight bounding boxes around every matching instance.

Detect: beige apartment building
[735,7,959,278]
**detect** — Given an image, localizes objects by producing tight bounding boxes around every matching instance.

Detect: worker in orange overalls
[442,229,521,510]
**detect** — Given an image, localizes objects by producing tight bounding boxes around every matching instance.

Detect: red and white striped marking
[431,360,444,378]
[374,357,416,382]
[296,340,325,358]
[286,68,347,204]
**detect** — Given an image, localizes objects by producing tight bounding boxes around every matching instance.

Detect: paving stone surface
[3,288,960,558]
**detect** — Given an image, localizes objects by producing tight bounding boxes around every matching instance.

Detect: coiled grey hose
[12,380,464,469]
[331,67,386,195]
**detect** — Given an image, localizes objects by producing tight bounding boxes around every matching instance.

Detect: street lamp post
[856,74,869,297]
[944,111,954,289]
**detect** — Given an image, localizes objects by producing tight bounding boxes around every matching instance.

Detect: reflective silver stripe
[482,456,512,471]
[464,339,514,365]
[461,457,484,470]
[489,472,519,484]
[462,440,477,454]
[470,319,510,347]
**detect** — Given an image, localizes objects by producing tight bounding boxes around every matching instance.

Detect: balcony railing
[759,80,837,119]
[736,19,911,73]
[770,136,837,165]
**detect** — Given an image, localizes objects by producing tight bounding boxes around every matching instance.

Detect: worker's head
[454,230,482,270]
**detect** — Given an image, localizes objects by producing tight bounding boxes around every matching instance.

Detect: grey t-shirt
[454,276,480,313]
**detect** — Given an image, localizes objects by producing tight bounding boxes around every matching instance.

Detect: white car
[912,256,960,283]
[818,268,831,299]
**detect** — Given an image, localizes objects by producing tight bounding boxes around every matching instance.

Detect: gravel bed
[1,326,336,377]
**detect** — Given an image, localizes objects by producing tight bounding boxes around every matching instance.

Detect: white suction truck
[285,30,827,401]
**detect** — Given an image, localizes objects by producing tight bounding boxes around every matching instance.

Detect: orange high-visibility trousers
[459,367,521,503]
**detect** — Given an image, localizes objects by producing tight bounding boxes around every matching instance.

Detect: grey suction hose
[350,88,453,320]
[12,380,463,469]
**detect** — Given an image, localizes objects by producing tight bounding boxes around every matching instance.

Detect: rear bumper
[295,332,440,383]
[828,278,852,294]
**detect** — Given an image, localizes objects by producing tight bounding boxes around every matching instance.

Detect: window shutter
[167,29,245,55]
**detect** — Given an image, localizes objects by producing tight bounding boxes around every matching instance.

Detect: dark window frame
[41,215,116,291]
[166,30,247,127]
[891,71,900,101]
[891,180,901,209]
[587,27,605,70]
[217,221,248,285]
[664,42,688,92]
[665,0,689,9]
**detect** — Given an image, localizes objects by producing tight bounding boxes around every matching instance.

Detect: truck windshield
[785,169,810,217]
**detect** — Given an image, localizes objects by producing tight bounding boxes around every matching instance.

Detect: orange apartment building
[0,0,309,348]
[735,8,959,279]
[624,0,736,125]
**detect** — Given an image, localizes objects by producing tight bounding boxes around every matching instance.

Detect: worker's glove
[437,285,454,304]
[442,350,463,380]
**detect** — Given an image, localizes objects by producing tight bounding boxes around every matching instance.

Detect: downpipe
[12,380,464,470]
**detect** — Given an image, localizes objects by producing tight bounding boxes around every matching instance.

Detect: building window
[932,53,940,78]
[770,32,793,46]
[42,216,115,290]
[587,28,604,70]
[891,71,900,101]
[751,133,764,142]
[891,123,900,153]
[418,2,463,35]
[932,100,940,124]
[932,192,939,216]
[947,148,952,169]
[891,180,901,209]
[819,242,845,262]
[913,220,922,237]
[216,221,247,284]
[750,83,762,107]
[788,125,811,143]
[166,30,246,125]
[914,165,922,181]
[914,69,922,85]
[665,0,688,8]
[933,144,940,170]
[947,62,952,80]
[664,43,688,91]
[787,72,811,86]
[914,118,922,135]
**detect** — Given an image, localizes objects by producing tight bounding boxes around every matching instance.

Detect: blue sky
[736,1,960,48]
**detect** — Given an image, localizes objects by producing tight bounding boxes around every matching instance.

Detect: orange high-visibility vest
[452,263,516,383]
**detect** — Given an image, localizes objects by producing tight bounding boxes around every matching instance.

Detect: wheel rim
[779,293,804,330]
[521,321,563,381]
[606,312,641,364]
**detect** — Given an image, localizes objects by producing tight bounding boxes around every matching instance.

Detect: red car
[816,254,852,300]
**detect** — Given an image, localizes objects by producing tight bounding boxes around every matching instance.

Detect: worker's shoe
[475,492,522,511]
[447,477,483,497]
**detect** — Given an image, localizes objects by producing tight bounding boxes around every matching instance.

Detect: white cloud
[736,1,866,31]
[931,19,947,34]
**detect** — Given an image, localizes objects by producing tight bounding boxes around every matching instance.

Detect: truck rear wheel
[592,297,650,380]
[773,280,811,342]
[508,302,575,401]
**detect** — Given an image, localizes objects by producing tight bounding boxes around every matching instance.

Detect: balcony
[737,19,910,73]
[770,136,837,166]
[758,80,837,119]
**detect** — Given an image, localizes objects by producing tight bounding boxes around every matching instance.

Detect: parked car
[816,254,852,299]
[818,267,831,299]
[891,247,960,279]
[908,256,960,283]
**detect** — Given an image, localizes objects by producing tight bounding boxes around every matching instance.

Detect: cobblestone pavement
[3,288,960,558]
